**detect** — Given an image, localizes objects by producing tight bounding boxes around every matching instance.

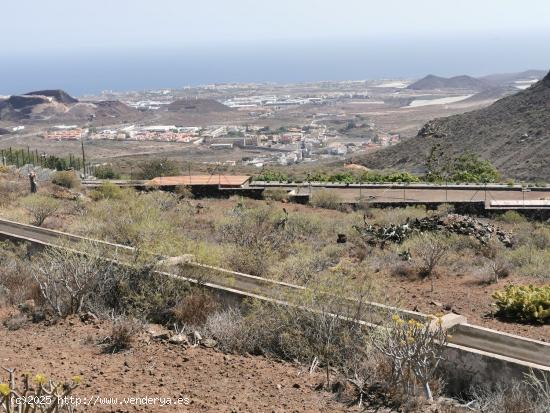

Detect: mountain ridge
[358,69,550,180]
[407,74,490,91]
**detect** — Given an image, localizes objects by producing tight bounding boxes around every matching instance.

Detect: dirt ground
[383,272,550,342]
[0,313,351,413]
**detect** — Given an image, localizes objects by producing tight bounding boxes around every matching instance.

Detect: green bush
[52,170,80,189]
[497,210,526,224]
[137,158,179,180]
[255,170,289,182]
[94,164,120,180]
[89,181,124,200]
[492,285,550,324]
[506,245,550,278]
[425,149,500,183]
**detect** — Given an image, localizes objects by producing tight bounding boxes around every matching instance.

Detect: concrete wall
[450,323,550,367]
[442,343,550,395]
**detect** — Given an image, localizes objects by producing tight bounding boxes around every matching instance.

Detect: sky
[1,0,550,94]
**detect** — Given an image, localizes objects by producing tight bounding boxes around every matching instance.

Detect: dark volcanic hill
[0,89,141,123]
[359,70,550,181]
[166,98,232,113]
[407,74,490,91]
[25,89,78,104]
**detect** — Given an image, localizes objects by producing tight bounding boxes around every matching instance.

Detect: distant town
[38,120,400,167]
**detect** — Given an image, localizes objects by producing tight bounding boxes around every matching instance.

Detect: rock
[430,300,443,308]
[145,324,171,340]
[193,331,203,342]
[201,338,217,348]
[168,334,190,345]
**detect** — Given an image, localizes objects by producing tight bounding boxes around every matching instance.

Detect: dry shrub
[3,314,27,331]
[531,226,550,250]
[32,245,118,317]
[171,291,219,327]
[506,245,550,279]
[470,378,549,413]
[391,262,416,279]
[107,316,142,352]
[309,189,342,210]
[0,242,41,306]
[407,233,450,289]
[175,185,194,199]
[488,256,512,282]
[21,194,61,226]
[203,308,255,353]
[225,245,274,276]
[263,188,289,202]
[371,206,427,226]
[52,170,80,189]
[480,239,502,259]
[0,179,26,207]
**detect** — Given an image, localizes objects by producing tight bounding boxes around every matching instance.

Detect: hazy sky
[2,0,550,94]
[4,0,550,54]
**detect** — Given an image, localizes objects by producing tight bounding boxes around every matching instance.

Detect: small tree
[373,314,449,402]
[137,158,179,180]
[21,195,61,226]
[410,233,449,291]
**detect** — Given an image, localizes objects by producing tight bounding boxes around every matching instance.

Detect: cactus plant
[492,285,550,324]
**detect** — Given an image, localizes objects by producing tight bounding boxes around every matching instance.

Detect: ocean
[1,35,549,96]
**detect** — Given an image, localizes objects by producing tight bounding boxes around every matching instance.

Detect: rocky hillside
[0,90,140,123]
[359,70,550,181]
[407,74,490,91]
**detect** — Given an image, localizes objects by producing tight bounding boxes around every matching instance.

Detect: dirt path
[0,315,349,413]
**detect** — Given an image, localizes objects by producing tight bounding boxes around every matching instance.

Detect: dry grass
[106,316,143,353]
[171,291,219,327]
